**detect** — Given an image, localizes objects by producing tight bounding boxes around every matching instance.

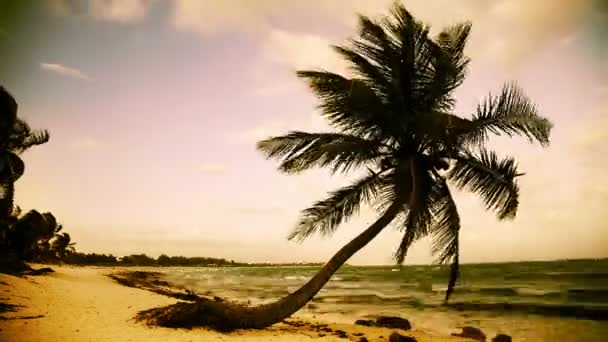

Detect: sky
[0,0,606,265]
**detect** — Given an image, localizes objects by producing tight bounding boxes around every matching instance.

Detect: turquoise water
[156,259,608,341]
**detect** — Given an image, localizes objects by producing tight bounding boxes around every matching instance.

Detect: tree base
[135,299,256,332]
[0,256,33,275]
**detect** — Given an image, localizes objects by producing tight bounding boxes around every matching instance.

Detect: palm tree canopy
[0,86,50,227]
[52,232,76,255]
[0,87,50,183]
[0,86,17,141]
[258,2,552,301]
[11,210,59,242]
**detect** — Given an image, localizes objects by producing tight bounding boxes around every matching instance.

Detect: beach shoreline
[0,265,474,342]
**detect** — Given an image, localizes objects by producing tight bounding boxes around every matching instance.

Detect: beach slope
[0,266,469,342]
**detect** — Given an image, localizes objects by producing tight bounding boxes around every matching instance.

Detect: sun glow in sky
[1,0,607,264]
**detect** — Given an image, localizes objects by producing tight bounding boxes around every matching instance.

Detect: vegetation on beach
[134,2,551,331]
[64,252,324,267]
[0,86,73,273]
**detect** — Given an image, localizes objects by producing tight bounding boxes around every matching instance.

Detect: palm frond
[431,182,460,263]
[382,2,432,111]
[394,219,416,265]
[448,149,520,219]
[437,22,472,58]
[394,161,439,264]
[257,131,385,174]
[429,180,461,302]
[296,71,398,142]
[419,22,471,112]
[462,83,552,146]
[6,117,50,153]
[0,86,18,138]
[289,171,385,242]
[0,180,14,218]
[373,169,401,213]
[333,14,394,94]
[445,254,459,303]
[7,152,24,181]
[11,205,21,218]
[17,130,50,152]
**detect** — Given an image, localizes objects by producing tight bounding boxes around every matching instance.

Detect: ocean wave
[444,302,608,320]
[567,288,608,303]
[431,285,563,299]
[505,271,608,281]
[310,292,422,306]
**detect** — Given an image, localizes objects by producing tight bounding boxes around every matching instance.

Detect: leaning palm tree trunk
[136,201,403,331]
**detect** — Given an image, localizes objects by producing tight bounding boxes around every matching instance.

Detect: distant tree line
[64,252,323,267]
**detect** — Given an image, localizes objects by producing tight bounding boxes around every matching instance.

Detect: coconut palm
[8,210,61,261]
[138,3,551,330]
[257,7,551,303]
[52,232,76,260]
[0,86,50,220]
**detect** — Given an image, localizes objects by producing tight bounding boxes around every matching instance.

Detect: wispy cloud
[90,0,148,22]
[197,163,226,174]
[40,63,92,81]
[257,0,592,71]
[49,0,148,23]
[171,0,279,35]
[226,112,332,147]
[262,29,350,76]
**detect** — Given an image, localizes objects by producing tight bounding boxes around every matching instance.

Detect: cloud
[48,0,85,16]
[250,84,295,97]
[169,0,393,36]
[197,163,226,174]
[252,0,592,71]
[227,112,331,145]
[171,0,270,35]
[262,29,350,76]
[40,63,92,81]
[48,0,148,22]
[51,0,593,70]
[90,0,148,22]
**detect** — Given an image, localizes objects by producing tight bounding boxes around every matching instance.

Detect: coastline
[0,265,473,342]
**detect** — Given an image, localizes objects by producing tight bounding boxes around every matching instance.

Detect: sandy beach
[0,266,478,342]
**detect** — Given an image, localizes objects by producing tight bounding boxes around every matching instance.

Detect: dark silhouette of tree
[121,254,156,266]
[0,86,49,256]
[0,87,49,218]
[64,252,118,265]
[8,210,62,261]
[135,3,552,330]
[51,232,76,261]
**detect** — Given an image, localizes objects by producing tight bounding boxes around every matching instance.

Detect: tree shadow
[0,302,20,320]
[0,302,44,320]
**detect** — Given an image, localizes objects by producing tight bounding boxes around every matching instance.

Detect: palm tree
[8,210,61,261]
[51,232,76,260]
[0,86,50,222]
[138,3,551,330]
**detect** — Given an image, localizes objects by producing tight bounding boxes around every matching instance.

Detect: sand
[0,266,475,342]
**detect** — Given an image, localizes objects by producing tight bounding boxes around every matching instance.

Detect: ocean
[155,258,608,341]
